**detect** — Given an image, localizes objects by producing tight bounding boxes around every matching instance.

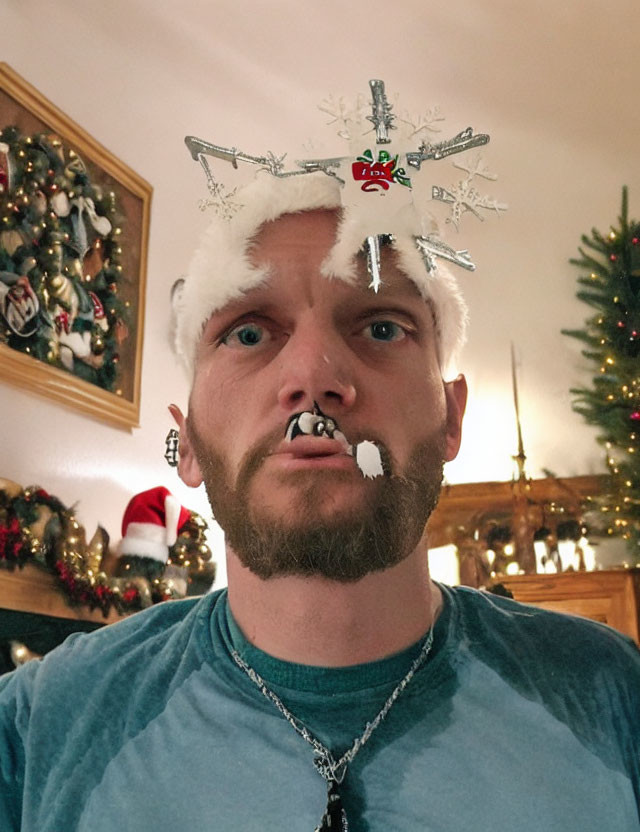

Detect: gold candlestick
[510,344,536,573]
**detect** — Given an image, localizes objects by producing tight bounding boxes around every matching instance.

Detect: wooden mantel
[426,474,607,549]
[0,563,124,626]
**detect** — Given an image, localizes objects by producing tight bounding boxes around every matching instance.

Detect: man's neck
[225,544,441,667]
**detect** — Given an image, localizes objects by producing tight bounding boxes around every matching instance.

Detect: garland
[0,484,215,617]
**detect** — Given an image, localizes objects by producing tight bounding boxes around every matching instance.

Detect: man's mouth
[285,403,349,447]
[283,403,384,479]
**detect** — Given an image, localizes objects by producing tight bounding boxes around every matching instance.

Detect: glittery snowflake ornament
[176,80,505,381]
[184,79,503,280]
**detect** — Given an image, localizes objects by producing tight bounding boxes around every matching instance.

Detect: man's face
[179,209,466,581]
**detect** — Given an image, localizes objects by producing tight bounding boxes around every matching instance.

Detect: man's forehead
[248,210,424,294]
[251,207,339,241]
[210,248,427,324]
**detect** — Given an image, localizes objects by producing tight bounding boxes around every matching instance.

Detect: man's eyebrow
[203,298,281,335]
[210,294,276,320]
[352,302,419,317]
[342,299,432,331]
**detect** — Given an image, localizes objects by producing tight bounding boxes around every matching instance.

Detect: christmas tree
[563,187,640,560]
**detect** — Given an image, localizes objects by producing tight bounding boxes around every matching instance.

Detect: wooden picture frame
[0,63,151,430]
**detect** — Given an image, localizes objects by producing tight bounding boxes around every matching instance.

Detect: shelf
[0,563,124,626]
[427,474,605,549]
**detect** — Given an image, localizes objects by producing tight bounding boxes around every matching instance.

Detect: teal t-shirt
[1,585,639,831]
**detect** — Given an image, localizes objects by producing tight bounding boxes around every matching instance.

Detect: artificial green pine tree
[563,187,640,561]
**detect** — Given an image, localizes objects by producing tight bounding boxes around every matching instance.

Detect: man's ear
[168,404,203,488]
[443,374,467,462]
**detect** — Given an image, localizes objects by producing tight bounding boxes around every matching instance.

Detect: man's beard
[189,421,446,583]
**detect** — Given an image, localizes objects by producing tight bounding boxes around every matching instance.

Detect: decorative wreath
[0,127,129,391]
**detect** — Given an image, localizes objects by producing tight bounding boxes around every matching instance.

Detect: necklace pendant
[315,780,348,831]
[313,754,347,785]
[331,761,347,784]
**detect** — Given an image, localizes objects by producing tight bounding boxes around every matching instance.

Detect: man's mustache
[238,402,389,482]
[285,401,349,446]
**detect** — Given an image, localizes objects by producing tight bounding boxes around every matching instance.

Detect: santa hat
[172,79,504,382]
[120,486,191,564]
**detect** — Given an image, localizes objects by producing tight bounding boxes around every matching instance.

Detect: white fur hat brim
[174,173,341,376]
[119,522,169,563]
[172,172,468,381]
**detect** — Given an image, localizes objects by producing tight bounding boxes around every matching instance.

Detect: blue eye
[366,321,405,342]
[222,323,267,348]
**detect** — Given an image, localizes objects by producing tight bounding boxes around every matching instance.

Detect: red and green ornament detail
[352,149,411,192]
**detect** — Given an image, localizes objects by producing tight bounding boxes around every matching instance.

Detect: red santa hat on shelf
[120,486,191,563]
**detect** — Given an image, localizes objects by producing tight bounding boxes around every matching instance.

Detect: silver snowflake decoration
[197,156,242,220]
[415,235,476,273]
[366,79,395,144]
[433,153,507,229]
[318,94,367,141]
[184,81,506,267]
[398,105,445,138]
[261,150,287,177]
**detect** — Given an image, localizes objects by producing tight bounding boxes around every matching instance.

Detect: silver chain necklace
[231,627,434,831]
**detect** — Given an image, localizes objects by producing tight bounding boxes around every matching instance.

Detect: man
[1,81,639,831]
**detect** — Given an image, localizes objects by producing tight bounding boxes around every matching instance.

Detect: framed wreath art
[0,63,151,429]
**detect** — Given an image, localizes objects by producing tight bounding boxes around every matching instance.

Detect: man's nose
[276,326,357,413]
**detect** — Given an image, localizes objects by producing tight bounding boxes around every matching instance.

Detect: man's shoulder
[446,584,640,781]
[55,591,215,661]
[447,583,640,680]
[0,590,223,705]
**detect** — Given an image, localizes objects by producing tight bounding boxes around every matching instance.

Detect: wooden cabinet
[493,569,640,645]
[426,475,640,644]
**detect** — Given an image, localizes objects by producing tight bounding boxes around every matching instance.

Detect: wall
[2,0,639,587]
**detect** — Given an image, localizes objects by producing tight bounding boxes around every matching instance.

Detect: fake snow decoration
[354,440,384,479]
